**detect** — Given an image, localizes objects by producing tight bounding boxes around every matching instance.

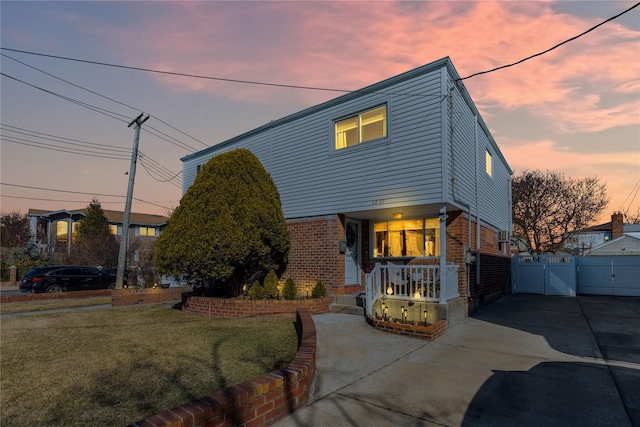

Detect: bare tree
[0,211,31,248]
[512,170,609,253]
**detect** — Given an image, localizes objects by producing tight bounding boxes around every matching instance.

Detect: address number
[371,199,385,206]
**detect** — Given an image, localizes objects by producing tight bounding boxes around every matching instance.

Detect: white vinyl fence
[512,255,640,297]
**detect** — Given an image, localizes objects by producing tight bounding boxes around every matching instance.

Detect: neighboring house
[588,234,640,256]
[27,208,168,261]
[564,212,640,255]
[181,57,512,318]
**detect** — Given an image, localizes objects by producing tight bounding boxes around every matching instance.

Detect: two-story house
[180,57,512,321]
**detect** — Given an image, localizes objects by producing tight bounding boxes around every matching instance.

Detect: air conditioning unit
[497,230,510,242]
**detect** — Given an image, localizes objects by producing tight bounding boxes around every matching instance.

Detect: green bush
[312,280,326,298]
[247,281,264,300]
[154,149,290,297]
[282,278,297,300]
[263,270,278,299]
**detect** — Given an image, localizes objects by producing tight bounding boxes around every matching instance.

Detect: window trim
[334,104,388,150]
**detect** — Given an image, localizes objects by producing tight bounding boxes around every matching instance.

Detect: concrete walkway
[274,294,640,427]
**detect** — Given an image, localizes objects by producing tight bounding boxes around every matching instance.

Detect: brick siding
[282,215,345,295]
[130,309,316,427]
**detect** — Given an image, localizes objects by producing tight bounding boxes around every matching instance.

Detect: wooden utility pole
[116,113,149,289]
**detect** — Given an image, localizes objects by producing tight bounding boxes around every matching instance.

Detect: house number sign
[371,199,385,206]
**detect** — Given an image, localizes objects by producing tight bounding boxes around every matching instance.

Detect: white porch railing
[365,262,459,317]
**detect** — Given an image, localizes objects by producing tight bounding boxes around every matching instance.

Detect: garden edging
[130,308,317,427]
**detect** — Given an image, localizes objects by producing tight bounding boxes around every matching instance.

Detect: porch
[364,263,460,324]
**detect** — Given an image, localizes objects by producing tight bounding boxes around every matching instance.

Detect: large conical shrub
[154,149,290,296]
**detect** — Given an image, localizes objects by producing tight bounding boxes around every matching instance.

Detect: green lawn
[0,305,298,426]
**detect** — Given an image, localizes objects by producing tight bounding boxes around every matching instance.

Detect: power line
[2,137,131,160]
[1,72,129,123]
[2,52,210,149]
[458,2,640,81]
[0,182,172,210]
[1,195,129,204]
[1,123,130,152]
[2,123,183,184]
[0,47,445,99]
[2,71,199,152]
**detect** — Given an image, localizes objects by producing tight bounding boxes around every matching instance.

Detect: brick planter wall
[182,294,333,319]
[131,308,317,427]
[366,316,447,341]
[111,287,190,306]
[0,289,111,304]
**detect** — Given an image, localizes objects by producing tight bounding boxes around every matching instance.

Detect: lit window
[139,227,156,237]
[56,221,68,244]
[336,105,387,149]
[109,224,120,235]
[373,218,440,258]
[485,150,492,177]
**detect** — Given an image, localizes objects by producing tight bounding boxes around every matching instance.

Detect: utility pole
[116,113,150,289]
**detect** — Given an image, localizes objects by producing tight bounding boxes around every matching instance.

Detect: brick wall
[0,289,111,304]
[130,308,317,427]
[445,211,509,305]
[182,294,333,319]
[111,287,190,306]
[283,215,345,296]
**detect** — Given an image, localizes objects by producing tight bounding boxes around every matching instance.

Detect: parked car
[19,266,125,293]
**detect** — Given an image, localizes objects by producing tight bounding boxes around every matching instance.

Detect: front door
[344,218,361,285]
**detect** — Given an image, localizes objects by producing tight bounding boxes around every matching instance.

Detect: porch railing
[365,263,459,317]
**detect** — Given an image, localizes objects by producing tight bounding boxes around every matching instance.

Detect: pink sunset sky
[1,1,639,225]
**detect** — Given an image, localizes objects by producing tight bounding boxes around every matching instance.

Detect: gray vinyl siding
[182,57,511,226]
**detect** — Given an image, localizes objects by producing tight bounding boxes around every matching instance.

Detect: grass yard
[0,305,298,426]
[1,296,112,314]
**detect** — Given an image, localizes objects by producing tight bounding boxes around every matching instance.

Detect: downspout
[449,79,473,299]
[475,115,481,292]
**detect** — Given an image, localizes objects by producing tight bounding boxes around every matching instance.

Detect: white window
[336,105,387,149]
[373,218,440,258]
[485,150,493,177]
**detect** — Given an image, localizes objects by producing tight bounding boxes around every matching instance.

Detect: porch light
[414,290,421,299]
[393,212,403,219]
[386,285,393,295]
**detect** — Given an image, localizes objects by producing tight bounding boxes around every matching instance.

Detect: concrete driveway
[275,294,640,427]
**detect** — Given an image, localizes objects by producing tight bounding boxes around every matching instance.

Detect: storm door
[344,218,361,285]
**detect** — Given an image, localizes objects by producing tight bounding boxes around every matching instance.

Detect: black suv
[19,266,121,293]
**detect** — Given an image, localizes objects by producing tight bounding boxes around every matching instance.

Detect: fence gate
[512,254,576,296]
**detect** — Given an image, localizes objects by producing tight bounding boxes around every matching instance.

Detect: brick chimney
[611,211,624,239]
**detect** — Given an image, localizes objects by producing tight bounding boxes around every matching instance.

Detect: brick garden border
[0,288,111,303]
[131,308,317,427]
[182,294,333,318]
[366,316,447,341]
[111,287,190,306]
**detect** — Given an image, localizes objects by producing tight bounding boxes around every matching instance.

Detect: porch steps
[329,293,365,316]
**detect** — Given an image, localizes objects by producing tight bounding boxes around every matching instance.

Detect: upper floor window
[373,218,440,258]
[139,226,156,237]
[335,105,387,150]
[485,150,493,177]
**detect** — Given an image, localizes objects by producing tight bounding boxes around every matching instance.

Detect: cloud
[92,1,638,134]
